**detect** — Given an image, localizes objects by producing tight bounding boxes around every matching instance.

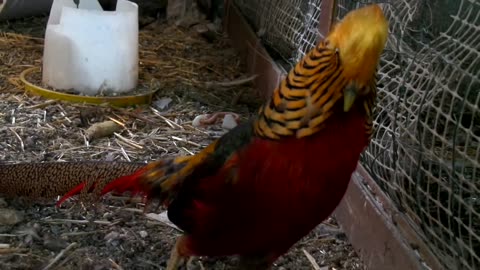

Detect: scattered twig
[25,100,57,110]
[114,132,144,150]
[151,107,184,130]
[171,136,201,147]
[61,230,106,237]
[110,108,157,124]
[204,75,257,88]
[109,258,124,270]
[303,249,322,270]
[42,242,77,270]
[107,205,144,213]
[0,247,29,254]
[8,127,24,151]
[42,219,113,225]
[182,146,195,155]
[106,116,127,128]
[119,144,132,162]
[0,234,18,237]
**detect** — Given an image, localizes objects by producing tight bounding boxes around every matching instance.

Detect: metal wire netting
[233,0,323,65]
[234,0,480,269]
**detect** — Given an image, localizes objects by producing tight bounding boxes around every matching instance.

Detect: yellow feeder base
[20,67,156,107]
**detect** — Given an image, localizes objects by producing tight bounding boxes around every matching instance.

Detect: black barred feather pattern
[254,41,377,140]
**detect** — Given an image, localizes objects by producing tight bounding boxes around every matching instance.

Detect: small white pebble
[222,114,237,130]
[192,114,208,127]
[154,97,172,110]
[0,208,23,225]
[139,230,148,238]
[104,231,120,242]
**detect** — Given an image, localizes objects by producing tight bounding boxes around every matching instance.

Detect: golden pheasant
[59,4,388,269]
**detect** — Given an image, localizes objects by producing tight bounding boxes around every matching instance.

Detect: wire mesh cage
[233,0,323,65]
[233,0,480,269]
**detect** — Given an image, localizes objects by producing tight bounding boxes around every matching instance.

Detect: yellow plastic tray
[20,67,156,107]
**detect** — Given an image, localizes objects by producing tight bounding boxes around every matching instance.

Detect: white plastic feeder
[42,0,139,96]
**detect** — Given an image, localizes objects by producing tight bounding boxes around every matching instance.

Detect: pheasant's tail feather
[55,167,148,207]
[56,157,191,207]
[55,182,94,207]
[100,167,151,196]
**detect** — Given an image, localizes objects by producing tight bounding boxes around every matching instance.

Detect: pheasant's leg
[165,247,183,270]
[166,235,192,270]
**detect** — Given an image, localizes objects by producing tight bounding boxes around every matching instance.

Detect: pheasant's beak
[343,86,358,112]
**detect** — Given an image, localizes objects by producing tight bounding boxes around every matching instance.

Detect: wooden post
[223,0,283,99]
[317,0,337,40]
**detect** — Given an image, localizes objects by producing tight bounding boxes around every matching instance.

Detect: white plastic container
[42,0,139,96]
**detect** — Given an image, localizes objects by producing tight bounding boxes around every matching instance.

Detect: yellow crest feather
[326,4,389,87]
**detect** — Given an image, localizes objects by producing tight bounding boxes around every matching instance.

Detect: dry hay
[0,15,364,270]
[0,16,259,163]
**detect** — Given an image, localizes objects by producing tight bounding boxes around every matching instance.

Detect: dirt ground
[1,197,363,270]
[0,5,365,270]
